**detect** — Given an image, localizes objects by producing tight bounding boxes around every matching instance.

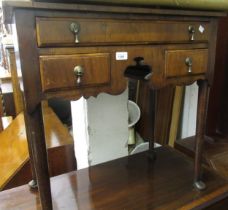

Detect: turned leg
[194,80,209,190]
[25,103,52,210]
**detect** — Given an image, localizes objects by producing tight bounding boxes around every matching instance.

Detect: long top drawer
[36,17,211,47]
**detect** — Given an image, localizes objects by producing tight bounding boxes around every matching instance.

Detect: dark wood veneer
[0,147,228,210]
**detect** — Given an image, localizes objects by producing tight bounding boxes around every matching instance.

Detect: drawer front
[165,49,208,78]
[36,17,210,47]
[40,53,111,92]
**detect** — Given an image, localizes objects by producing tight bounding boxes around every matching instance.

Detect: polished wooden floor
[0,146,228,210]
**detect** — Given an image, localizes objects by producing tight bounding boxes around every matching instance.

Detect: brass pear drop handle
[188,25,195,41]
[74,65,84,85]
[70,22,80,43]
[185,57,193,73]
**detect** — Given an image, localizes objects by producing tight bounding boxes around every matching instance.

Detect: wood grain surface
[0,105,74,190]
[0,146,228,210]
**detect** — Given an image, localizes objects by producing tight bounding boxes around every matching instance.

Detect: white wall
[71,97,90,169]
[71,82,199,169]
[71,89,129,169]
[180,82,198,138]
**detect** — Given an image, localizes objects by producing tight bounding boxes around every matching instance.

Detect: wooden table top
[0,146,228,210]
[3,0,226,24]
[31,0,228,11]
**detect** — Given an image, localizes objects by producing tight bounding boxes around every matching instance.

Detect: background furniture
[0,45,21,131]
[4,45,23,115]
[0,102,77,191]
[207,16,228,138]
[0,46,76,191]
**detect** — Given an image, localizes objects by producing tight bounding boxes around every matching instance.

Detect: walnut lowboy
[2,1,226,209]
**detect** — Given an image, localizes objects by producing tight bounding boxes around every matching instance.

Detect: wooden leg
[25,104,52,210]
[24,111,38,189]
[148,89,157,160]
[194,80,209,190]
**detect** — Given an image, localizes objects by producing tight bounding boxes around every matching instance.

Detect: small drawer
[165,49,208,78]
[36,17,210,47]
[39,53,111,92]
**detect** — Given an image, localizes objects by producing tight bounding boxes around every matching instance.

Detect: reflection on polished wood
[0,112,27,190]
[175,136,228,180]
[1,116,13,130]
[42,102,73,148]
[0,105,74,190]
[0,146,228,210]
